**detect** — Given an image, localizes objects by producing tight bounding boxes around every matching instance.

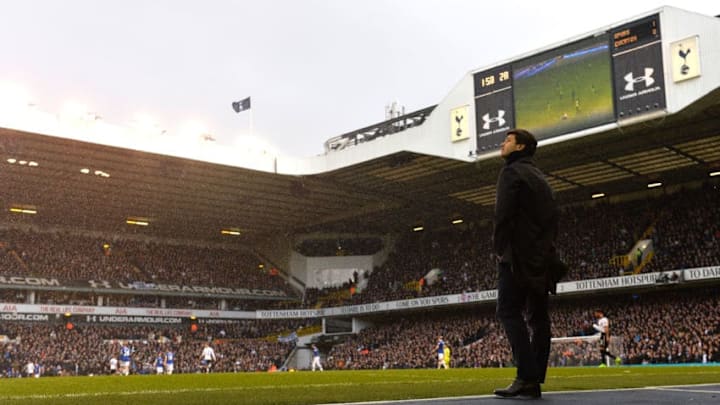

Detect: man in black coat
[492,129,559,399]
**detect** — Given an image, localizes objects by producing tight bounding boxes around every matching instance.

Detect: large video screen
[512,35,615,140]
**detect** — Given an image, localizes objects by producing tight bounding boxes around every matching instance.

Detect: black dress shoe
[493,379,541,399]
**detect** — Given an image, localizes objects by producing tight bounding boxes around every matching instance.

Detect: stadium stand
[0,319,316,376]
[1,5,719,381]
[0,228,295,296]
[303,182,719,307]
[324,287,720,370]
[1,285,716,376]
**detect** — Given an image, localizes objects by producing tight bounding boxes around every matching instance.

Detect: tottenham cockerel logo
[624,68,655,92]
[481,110,506,130]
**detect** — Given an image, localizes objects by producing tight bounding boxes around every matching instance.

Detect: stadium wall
[661,7,720,114]
[289,253,372,289]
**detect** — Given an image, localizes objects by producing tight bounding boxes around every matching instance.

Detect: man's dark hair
[507,128,537,157]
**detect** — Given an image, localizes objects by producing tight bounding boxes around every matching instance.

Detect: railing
[323,105,437,153]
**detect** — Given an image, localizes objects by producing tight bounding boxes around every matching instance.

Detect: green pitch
[1,366,719,405]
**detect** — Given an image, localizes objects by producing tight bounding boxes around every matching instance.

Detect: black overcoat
[493,154,560,294]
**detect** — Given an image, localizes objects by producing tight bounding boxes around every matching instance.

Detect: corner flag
[232,97,251,113]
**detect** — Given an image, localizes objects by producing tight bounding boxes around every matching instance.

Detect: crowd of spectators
[0,180,718,376]
[2,183,717,312]
[306,182,719,307]
[641,188,720,273]
[0,229,295,298]
[325,311,507,369]
[0,286,717,376]
[0,318,312,377]
[325,287,720,370]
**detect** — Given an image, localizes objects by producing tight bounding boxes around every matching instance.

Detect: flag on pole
[231,97,251,113]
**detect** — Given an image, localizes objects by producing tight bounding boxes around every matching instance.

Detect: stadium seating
[324,287,720,369]
[0,182,718,375]
[0,229,295,296]
[305,182,719,307]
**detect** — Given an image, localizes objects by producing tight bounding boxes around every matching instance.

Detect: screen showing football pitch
[511,35,615,141]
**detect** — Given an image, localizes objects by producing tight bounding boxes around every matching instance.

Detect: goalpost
[549,335,623,367]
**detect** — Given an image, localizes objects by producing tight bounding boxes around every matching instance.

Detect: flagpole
[249,106,254,136]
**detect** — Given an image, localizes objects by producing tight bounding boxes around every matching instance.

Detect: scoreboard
[612,15,660,51]
[474,14,665,153]
[610,14,665,119]
[474,65,514,152]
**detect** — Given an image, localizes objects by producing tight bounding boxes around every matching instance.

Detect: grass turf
[1,366,719,405]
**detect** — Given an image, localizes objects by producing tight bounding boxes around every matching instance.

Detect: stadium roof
[2,88,719,244]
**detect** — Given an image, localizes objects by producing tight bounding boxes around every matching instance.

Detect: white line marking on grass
[320,383,720,405]
[319,386,666,405]
[650,382,720,389]
[318,394,497,405]
[651,387,720,394]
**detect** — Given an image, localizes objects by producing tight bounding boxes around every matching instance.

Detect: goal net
[549,335,623,367]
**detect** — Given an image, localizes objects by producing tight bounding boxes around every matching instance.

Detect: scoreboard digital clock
[612,14,660,51]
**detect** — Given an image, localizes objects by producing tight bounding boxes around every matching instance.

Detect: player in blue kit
[435,336,448,369]
[165,350,175,375]
[155,352,165,374]
[119,342,131,376]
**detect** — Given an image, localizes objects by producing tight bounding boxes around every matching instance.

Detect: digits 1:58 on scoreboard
[480,70,510,88]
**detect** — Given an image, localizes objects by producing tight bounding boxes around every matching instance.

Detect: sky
[1,0,718,158]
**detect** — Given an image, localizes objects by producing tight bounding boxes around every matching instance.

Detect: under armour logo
[481,110,506,130]
[624,68,655,92]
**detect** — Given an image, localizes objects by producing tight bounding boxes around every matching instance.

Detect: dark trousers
[496,262,551,383]
[600,334,615,363]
